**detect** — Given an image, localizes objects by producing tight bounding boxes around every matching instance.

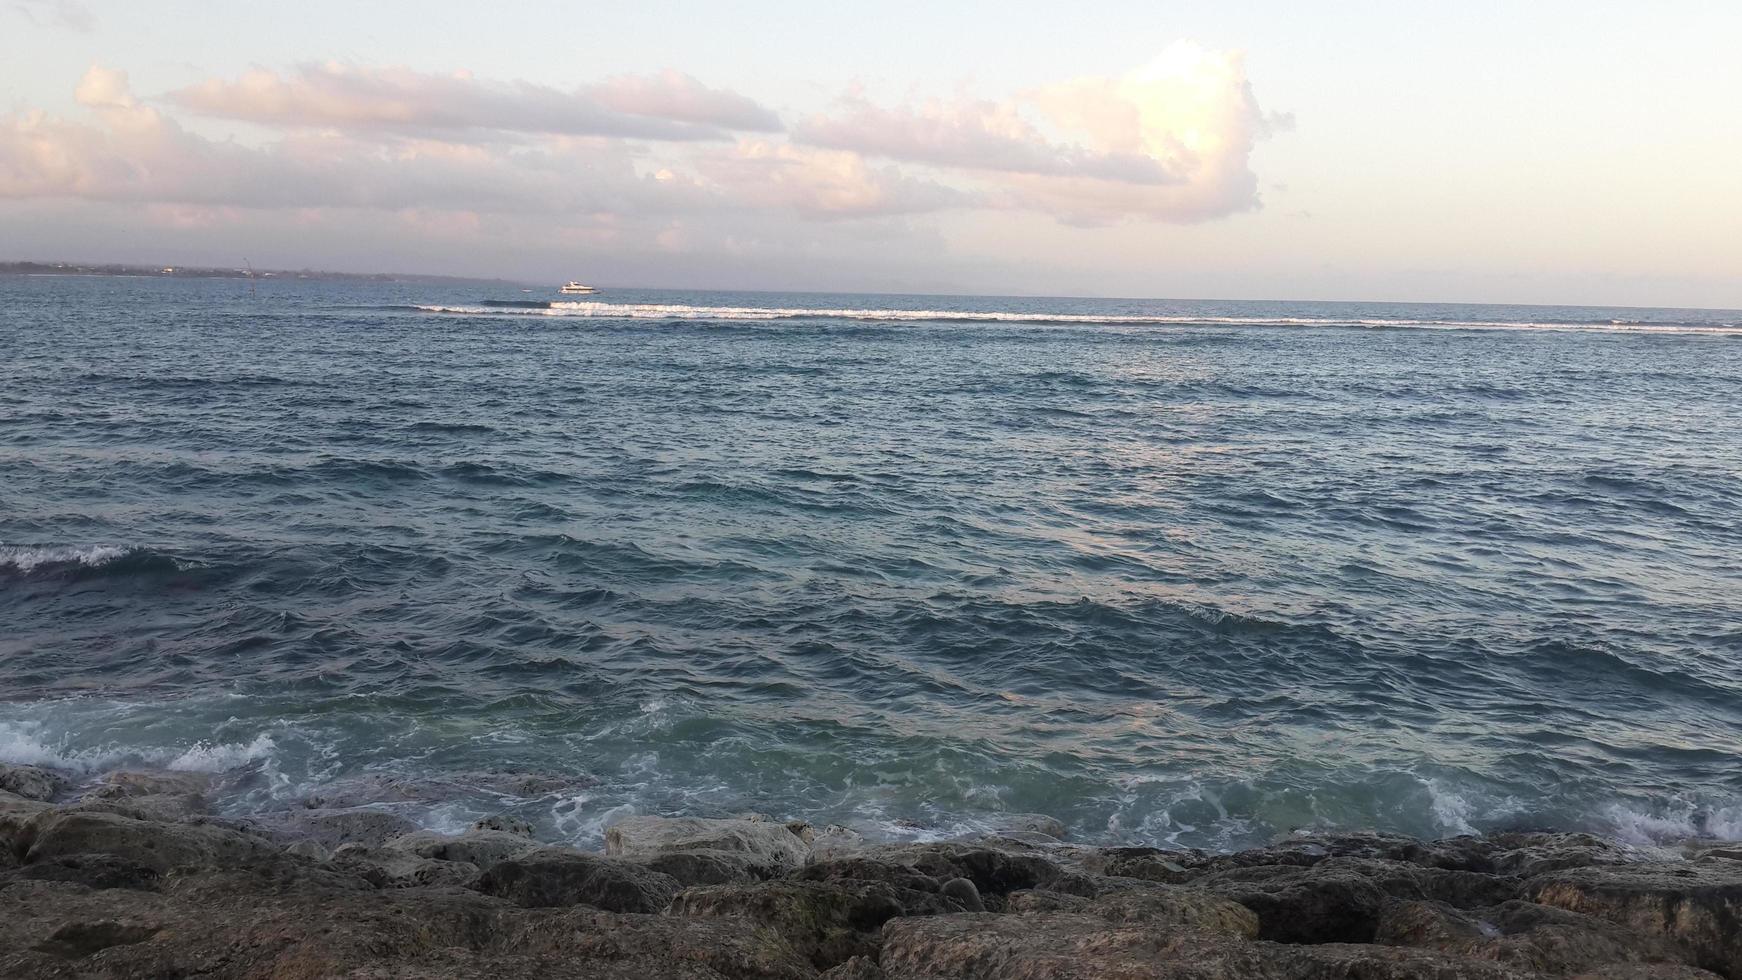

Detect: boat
[559,281,597,294]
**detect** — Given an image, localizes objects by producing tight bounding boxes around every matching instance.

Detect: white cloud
[691,140,967,219]
[168,62,782,141]
[795,42,1288,224]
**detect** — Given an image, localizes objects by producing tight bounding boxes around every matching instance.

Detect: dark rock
[24,810,278,872]
[1200,863,1389,943]
[32,919,160,958]
[330,843,481,889]
[384,827,540,870]
[476,846,681,911]
[822,954,889,979]
[473,813,538,837]
[941,876,985,912]
[854,842,1067,897]
[11,852,163,891]
[0,762,71,802]
[879,912,1538,979]
[632,847,781,886]
[671,878,915,968]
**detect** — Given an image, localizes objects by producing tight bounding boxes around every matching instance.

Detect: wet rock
[275,807,421,848]
[1528,860,1742,979]
[24,810,279,873]
[1200,863,1390,943]
[32,918,160,958]
[476,846,681,911]
[606,814,811,868]
[79,769,213,821]
[986,813,1069,840]
[329,842,480,888]
[1488,833,1647,877]
[809,823,870,859]
[0,762,70,802]
[473,813,538,837]
[384,827,540,870]
[1317,856,1525,907]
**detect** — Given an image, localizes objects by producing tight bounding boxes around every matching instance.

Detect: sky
[2,1,1739,307]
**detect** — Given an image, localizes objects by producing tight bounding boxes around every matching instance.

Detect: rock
[475,846,681,911]
[24,810,278,873]
[822,955,889,979]
[941,877,985,912]
[1529,861,1742,979]
[274,807,421,848]
[1488,833,1647,877]
[472,813,537,838]
[809,823,869,859]
[631,847,781,886]
[1374,899,1490,948]
[284,839,333,862]
[852,842,1068,898]
[605,814,810,868]
[11,852,163,891]
[329,843,480,888]
[0,762,70,802]
[1572,967,1726,979]
[1199,863,1389,943]
[80,769,213,821]
[878,912,1538,979]
[1,791,54,859]
[383,827,540,870]
[32,919,160,958]
[1000,885,1260,939]
[985,813,1069,840]
[671,879,915,968]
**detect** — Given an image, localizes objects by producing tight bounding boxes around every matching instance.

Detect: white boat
[559,281,597,294]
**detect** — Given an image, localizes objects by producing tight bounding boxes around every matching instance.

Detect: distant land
[0,260,517,285]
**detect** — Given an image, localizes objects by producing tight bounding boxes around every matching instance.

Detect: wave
[407,300,1742,334]
[0,543,130,574]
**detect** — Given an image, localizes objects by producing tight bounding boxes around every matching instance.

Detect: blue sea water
[3,274,1741,850]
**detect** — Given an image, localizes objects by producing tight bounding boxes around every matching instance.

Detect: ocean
[3,274,1740,851]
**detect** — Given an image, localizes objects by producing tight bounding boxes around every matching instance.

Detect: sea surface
[3,275,1741,850]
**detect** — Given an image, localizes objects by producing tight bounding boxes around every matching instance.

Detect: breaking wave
[408,300,1742,334]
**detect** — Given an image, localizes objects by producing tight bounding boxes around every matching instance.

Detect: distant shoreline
[0,260,518,286]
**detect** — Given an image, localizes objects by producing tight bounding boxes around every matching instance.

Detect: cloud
[168,62,781,141]
[10,0,94,31]
[794,94,1175,184]
[691,140,967,219]
[1,69,717,215]
[795,41,1288,224]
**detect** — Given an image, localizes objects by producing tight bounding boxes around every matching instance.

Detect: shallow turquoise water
[3,276,1740,849]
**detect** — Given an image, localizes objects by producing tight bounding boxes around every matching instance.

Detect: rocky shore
[4,761,1741,978]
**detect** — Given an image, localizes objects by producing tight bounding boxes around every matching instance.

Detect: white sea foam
[0,543,128,573]
[167,733,278,772]
[411,301,1742,335]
